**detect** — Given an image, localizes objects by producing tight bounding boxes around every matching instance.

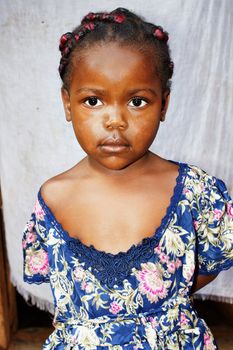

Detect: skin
[42,42,217,292]
[62,42,170,173]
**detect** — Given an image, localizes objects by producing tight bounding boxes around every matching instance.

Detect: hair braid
[58,9,127,80]
[58,7,174,91]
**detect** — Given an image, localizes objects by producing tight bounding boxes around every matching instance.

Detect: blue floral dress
[22,162,233,350]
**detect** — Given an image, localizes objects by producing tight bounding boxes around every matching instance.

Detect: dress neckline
[37,160,188,259]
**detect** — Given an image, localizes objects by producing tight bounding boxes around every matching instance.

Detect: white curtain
[0,0,232,311]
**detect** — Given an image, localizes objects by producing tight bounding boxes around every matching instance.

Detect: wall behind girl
[0,0,232,311]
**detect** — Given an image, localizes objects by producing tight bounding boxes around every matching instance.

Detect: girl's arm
[191,274,218,293]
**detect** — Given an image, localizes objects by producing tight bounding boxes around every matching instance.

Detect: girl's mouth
[101,144,130,153]
[100,137,130,153]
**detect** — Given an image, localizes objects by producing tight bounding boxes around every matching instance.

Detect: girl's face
[62,42,170,171]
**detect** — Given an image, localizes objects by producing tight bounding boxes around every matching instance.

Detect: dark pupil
[89,97,98,106]
[133,98,142,106]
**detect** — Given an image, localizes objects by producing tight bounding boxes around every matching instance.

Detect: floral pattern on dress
[135,262,172,303]
[22,162,233,349]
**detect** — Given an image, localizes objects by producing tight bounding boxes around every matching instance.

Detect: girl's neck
[85,150,157,179]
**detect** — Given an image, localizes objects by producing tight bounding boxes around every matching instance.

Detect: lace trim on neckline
[37,161,188,287]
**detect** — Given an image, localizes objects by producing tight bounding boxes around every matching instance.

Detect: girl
[22,7,233,350]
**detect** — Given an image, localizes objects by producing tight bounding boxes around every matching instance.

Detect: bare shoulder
[40,159,87,209]
[142,154,180,196]
[40,177,66,208]
[149,153,180,176]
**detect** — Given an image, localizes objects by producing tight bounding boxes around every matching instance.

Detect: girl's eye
[128,97,148,108]
[83,97,103,107]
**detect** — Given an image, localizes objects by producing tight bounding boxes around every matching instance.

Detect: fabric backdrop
[0,0,232,312]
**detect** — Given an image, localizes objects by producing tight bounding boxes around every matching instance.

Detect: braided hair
[58,7,174,92]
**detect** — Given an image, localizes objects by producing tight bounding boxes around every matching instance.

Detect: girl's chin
[88,156,136,172]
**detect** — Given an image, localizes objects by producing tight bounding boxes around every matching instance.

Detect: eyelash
[82,96,149,108]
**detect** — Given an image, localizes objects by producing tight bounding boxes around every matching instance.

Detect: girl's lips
[100,144,130,153]
[100,137,130,153]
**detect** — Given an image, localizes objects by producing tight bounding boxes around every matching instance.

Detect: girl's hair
[58,7,174,92]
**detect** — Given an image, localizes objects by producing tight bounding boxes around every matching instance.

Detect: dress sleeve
[22,196,50,284]
[193,172,233,275]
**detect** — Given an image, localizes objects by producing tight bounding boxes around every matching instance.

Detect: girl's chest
[54,186,172,255]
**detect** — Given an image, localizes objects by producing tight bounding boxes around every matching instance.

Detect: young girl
[22,7,233,350]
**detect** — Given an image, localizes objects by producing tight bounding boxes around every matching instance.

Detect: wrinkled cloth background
[0,0,232,311]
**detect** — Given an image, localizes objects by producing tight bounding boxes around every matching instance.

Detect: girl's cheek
[135,117,160,134]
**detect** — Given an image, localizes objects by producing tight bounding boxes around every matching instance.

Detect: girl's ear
[61,88,72,122]
[160,90,170,122]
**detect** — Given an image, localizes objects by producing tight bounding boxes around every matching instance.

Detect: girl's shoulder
[183,162,216,182]
[168,159,216,185]
[39,161,88,211]
[168,160,225,196]
[184,162,229,188]
[181,162,232,204]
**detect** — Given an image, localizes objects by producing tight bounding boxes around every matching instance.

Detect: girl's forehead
[71,42,159,88]
[82,42,150,64]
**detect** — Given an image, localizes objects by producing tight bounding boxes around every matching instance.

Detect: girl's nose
[104,108,128,130]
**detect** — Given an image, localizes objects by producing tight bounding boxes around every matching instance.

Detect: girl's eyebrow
[75,87,105,94]
[75,87,157,96]
[127,88,157,96]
